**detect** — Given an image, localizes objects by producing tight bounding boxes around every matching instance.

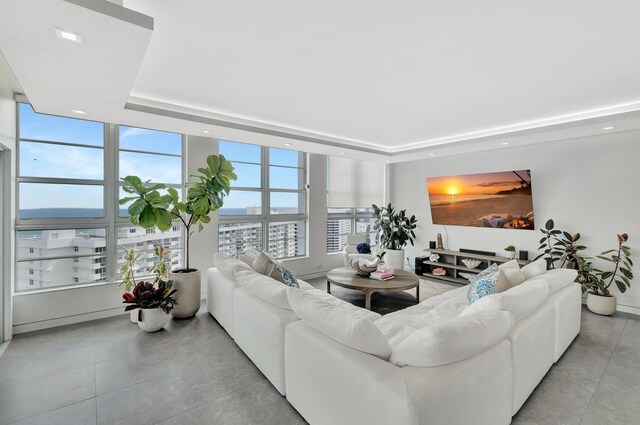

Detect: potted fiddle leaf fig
[584,233,633,316]
[371,203,417,270]
[120,154,236,318]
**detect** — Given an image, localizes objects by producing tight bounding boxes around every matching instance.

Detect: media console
[416,248,530,285]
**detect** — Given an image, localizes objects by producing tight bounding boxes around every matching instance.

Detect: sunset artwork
[426,170,534,230]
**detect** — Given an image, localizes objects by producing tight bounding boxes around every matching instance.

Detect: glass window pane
[270,192,304,214]
[356,217,375,234]
[19,141,103,180]
[19,103,104,146]
[219,190,262,215]
[327,219,352,253]
[119,151,182,184]
[218,222,263,258]
[268,220,306,259]
[269,148,302,168]
[269,166,303,190]
[19,183,104,219]
[117,226,184,274]
[328,208,353,214]
[232,162,261,188]
[219,140,261,164]
[17,228,107,260]
[119,126,182,155]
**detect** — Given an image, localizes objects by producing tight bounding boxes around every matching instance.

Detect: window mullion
[105,123,117,283]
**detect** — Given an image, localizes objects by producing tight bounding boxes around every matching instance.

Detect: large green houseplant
[371,203,417,270]
[120,154,236,318]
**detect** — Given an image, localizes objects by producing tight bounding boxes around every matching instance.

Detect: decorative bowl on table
[461,259,481,269]
[432,267,446,276]
[347,254,379,276]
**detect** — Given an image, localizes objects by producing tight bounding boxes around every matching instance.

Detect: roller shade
[327,157,384,207]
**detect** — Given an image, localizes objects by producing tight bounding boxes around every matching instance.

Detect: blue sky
[19,104,303,213]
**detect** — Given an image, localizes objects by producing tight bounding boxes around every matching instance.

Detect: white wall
[391,131,640,314]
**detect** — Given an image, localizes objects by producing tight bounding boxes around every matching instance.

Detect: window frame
[326,207,376,254]
[218,141,308,260]
[14,102,186,293]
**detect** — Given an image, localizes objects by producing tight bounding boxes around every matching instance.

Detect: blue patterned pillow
[276,263,299,288]
[467,264,499,304]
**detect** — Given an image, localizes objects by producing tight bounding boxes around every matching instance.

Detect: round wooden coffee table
[326,267,420,310]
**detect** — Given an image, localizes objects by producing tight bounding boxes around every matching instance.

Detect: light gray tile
[0,365,96,424]
[157,380,305,425]
[10,399,97,425]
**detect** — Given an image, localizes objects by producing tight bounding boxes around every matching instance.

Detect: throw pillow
[213,252,252,280]
[238,247,260,267]
[275,263,299,288]
[250,250,299,288]
[498,259,526,287]
[522,259,547,280]
[467,264,500,304]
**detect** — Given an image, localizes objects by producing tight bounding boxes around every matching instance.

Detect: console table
[418,248,529,285]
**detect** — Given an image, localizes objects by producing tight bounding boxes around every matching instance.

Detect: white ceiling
[1,0,640,162]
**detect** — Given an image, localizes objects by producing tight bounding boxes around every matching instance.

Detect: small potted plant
[122,280,178,332]
[372,203,417,270]
[118,248,142,323]
[504,245,516,259]
[583,234,633,316]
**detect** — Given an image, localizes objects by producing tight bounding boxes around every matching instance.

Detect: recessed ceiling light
[339,152,345,155]
[501,142,509,145]
[55,27,82,44]
[71,109,86,115]
[429,153,436,156]
[603,125,615,130]
[386,160,391,162]
[203,130,211,134]
[284,143,292,147]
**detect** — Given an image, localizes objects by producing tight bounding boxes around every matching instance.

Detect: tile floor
[0,277,638,425]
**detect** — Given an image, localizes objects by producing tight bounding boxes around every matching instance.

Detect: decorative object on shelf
[357,243,372,254]
[461,259,482,269]
[432,267,446,276]
[436,233,444,249]
[347,254,379,276]
[519,250,529,261]
[429,241,436,249]
[583,233,633,316]
[122,280,177,332]
[372,203,417,271]
[428,253,440,262]
[504,245,516,259]
[120,154,236,319]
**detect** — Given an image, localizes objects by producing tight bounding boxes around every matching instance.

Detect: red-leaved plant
[122,280,177,314]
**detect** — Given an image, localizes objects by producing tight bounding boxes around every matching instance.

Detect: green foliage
[586,234,633,297]
[504,245,516,252]
[122,280,178,314]
[120,154,236,270]
[371,203,418,251]
[534,219,586,270]
[118,249,141,292]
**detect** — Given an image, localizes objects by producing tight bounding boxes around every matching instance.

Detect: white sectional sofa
[207,253,581,425]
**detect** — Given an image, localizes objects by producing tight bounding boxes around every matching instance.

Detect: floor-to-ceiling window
[217,140,308,259]
[15,104,185,292]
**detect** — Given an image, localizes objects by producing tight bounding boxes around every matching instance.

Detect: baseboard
[0,341,8,358]
[616,304,640,316]
[12,307,126,335]
[298,270,332,280]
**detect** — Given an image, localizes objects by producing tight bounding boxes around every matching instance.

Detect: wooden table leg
[416,283,420,303]
[365,291,372,310]
[327,280,331,293]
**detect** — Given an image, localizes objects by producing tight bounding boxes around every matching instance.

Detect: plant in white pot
[122,279,178,332]
[371,203,417,271]
[504,245,516,259]
[582,233,633,316]
[120,154,236,319]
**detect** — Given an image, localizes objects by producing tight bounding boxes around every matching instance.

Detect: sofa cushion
[539,268,579,294]
[213,252,253,280]
[389,310,514,367]
[467,264,509,303]
[234,268,292,310]
[522,259,547,280]
[239,247,261,267]
[461,279,549,321]
[287,287,391,360]
[378,297,468,330]
[499,259,526,287]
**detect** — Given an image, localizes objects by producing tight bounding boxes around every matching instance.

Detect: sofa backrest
[461,279,549,321]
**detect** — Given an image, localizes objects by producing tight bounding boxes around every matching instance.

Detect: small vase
[129,308,138,323]
[504,251,516,259]
[137,308,170,332]
[586,293,617,316]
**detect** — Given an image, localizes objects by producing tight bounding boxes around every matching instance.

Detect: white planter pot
[129,308,138,323]
[504,251,516,259]
[384,249,406,271]
[170,269,201,319]
[137,308,169,332]
[586,293,617,316]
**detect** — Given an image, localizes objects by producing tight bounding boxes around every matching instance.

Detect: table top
[327,267,420,292]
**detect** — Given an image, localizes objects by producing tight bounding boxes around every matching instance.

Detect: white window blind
[327,157,384,207]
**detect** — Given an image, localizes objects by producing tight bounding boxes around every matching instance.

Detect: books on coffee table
[370,271,395,281]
